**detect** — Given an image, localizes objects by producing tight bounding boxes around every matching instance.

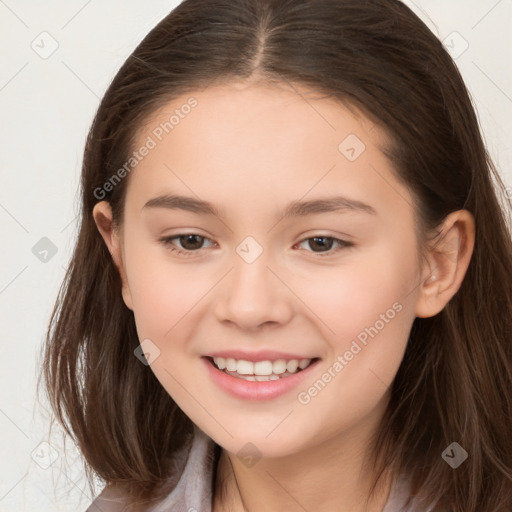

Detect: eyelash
[157,233,354,258]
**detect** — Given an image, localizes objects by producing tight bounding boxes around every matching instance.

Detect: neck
[212,406,394,512]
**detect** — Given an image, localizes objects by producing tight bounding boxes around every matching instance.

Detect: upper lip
[203,350,319,362]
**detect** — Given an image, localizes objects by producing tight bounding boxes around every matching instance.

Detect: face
[94,80,432,458]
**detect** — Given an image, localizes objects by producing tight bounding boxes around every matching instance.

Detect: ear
[415,209,475,318]
[92,201,134,311]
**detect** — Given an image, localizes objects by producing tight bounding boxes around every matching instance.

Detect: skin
[93,78,475,511]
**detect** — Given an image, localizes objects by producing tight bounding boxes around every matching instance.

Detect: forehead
[138,79,384,155]
[125,80,414,223]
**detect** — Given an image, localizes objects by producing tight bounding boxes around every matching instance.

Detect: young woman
[41,0,512,510]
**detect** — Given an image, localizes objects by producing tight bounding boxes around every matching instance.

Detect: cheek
[286,259,415,445]
[304,245,415,340]
[123,243,212,399]
[122,233,208,341]
[297,241,418,399]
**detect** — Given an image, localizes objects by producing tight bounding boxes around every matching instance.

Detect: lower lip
[202,357,321,401]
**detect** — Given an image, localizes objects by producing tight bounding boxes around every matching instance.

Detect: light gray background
[0,1,511,510]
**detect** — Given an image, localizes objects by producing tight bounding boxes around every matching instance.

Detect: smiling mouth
[205,356,320,381]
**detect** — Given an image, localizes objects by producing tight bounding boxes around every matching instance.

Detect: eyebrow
[142,194,377,218]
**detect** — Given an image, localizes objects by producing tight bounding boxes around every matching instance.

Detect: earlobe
[414,210,475,319]
[92,201,134,311]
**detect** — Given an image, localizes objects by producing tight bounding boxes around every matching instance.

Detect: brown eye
[158,233,215,257]
[296,236,353,256]
[308,236,335,252]
[177,234,206,250]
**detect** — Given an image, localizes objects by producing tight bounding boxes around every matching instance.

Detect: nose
[213,248,294,331]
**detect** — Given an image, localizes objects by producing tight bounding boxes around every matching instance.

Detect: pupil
[310,236,332,252]
[181,234,203,250]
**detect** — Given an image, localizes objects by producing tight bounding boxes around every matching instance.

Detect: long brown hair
[39,0,512,510]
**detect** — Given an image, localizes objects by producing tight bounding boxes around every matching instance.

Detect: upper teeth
[213,357,312,375]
